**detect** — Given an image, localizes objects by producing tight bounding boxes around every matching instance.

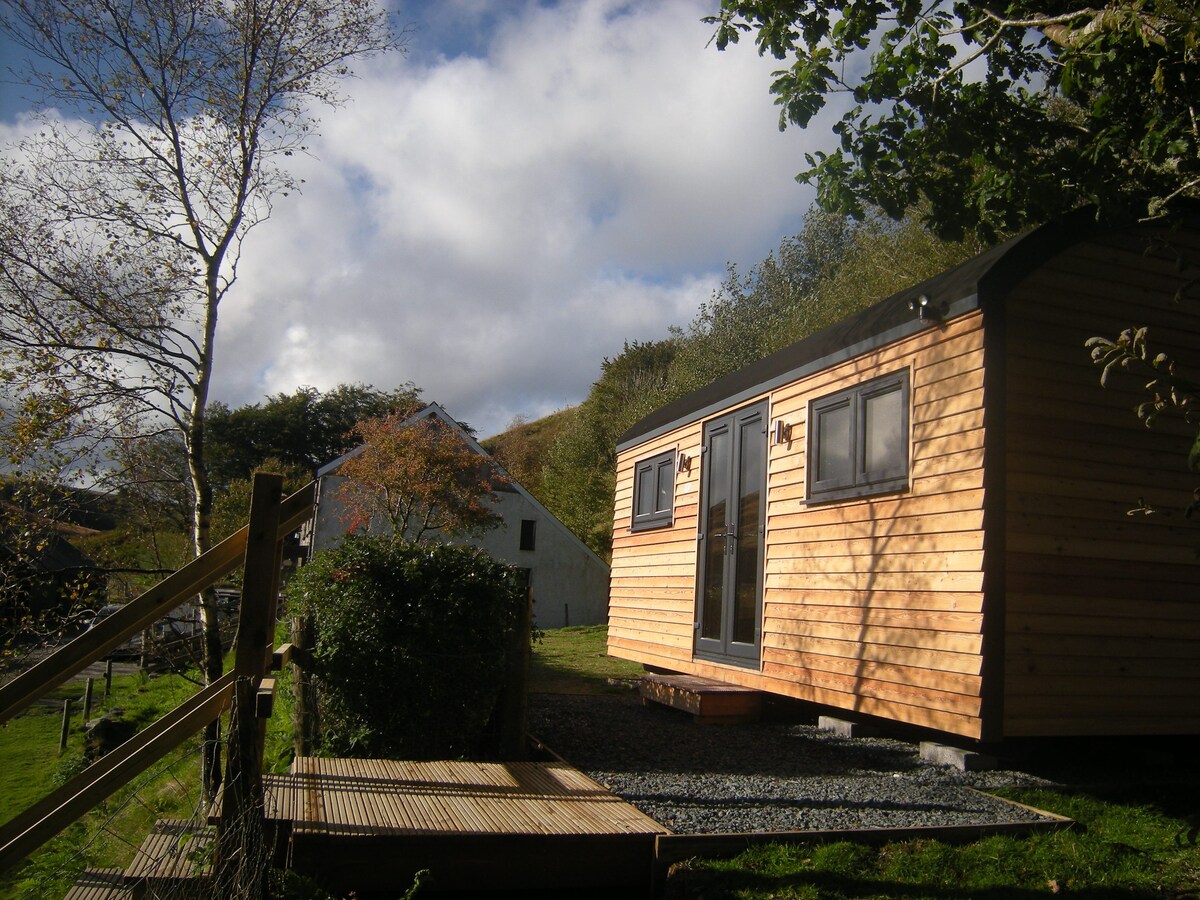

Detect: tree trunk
[189,292,224,800]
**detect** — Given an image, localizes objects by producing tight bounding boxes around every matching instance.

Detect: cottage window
[631,450,675,531]
[808,370,910,502]
[519,519,537,552]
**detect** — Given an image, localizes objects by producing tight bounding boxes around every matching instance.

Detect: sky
[0,0,837,440]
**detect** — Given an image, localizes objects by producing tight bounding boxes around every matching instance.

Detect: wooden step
[639,673,763,724]
[63,868,130,900]
[123,818,214,898]
[266,757,667,894]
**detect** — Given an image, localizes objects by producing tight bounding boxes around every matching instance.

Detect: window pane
[864,387,903,474]
[701,429,730,641]
[636,466,654,517]
[520,519,536,551]
[816,402,851,484]
[733,417,763,645]
[655,458,674,513]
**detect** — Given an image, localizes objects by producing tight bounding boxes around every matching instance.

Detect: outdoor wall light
[676,452,692,474]
[772,420,792,445]
[909,293,946,324]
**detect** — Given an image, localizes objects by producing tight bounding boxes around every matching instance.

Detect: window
[519,519,537,552]
[631,450,675,531]
[808,370,910,502]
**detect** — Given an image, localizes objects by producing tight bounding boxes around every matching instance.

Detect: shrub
[285,536,525,759]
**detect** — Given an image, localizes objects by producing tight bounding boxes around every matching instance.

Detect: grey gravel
[527,691,1058,835]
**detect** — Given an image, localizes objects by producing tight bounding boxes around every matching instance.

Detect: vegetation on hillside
[509,207,989,558]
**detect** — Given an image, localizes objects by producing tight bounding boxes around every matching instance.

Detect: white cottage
[308,403,609,630]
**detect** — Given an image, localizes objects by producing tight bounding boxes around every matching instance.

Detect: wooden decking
[62,868,126,900]
[266,756,667,893]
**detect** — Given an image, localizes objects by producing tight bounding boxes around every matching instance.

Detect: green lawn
[0,665,210,899]
[665,786,1200,898]
[528,624,643,693]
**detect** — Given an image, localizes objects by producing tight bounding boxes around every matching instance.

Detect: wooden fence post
[235,473,283,682]
[58,700,71,754]
[496,590,533,760]
[214,676,268,900]
[291,615,317,759]
[83,678,94,723]
[104,659,113,701]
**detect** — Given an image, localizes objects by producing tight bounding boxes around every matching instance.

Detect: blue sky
[0,0,832,439]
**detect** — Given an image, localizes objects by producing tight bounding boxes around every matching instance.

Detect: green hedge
[286,537,525,759]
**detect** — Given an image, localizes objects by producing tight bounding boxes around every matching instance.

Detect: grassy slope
[0,667,210,898]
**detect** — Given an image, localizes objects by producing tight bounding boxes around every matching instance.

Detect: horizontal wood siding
[610,313,990,738]
[610,424,703,671]
[1003,228,1200,737]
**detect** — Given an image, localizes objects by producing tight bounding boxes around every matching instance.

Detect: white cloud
[10,1,839,441]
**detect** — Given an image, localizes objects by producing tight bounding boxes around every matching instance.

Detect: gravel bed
[528,691,1058,835]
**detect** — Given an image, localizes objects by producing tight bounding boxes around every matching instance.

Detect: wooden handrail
[0,482,316,725]
[0,671,237,873]
[0,476,316,875]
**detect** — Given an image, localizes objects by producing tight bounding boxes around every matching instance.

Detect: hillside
[480,407,574,500]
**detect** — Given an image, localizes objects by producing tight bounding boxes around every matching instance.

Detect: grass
[663,789,1200,898]
[0,640,299,900]
[528,624,643,693]
[532,627,1200,899]
[0,664,211,898]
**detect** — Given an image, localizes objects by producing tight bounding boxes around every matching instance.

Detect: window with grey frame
[631,449,675,531]
[807,369,910,502]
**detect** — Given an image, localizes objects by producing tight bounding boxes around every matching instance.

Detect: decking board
[273,757,664,839]
[267,757,666,893]
[63,868,129,900]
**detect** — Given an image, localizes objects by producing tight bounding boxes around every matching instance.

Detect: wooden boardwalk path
[264,756,667,893]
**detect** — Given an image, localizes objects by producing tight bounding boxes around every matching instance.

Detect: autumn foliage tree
[335,411,511,544]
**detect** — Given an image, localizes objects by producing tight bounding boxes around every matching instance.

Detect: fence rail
[0,475,315,873]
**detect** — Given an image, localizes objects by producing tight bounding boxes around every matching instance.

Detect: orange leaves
[335,411,511,543]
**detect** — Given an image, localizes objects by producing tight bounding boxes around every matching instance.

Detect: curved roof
[617,207,1167,450]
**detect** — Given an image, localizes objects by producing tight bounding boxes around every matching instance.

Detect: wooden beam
[270,644,294,671]
[235,473,284,682]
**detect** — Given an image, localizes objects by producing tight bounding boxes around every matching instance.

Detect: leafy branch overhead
[705,1,1200,240]
[707,1,1200,475]
[1088,327,1200,470]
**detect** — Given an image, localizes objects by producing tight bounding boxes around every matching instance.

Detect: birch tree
[0,0,401,794]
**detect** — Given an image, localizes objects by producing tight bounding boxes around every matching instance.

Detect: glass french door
[695,401,767,664]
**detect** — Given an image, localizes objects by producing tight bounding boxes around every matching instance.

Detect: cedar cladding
[1002,229,1200,737]
[611,313,990,738]
[609,218,1200,742]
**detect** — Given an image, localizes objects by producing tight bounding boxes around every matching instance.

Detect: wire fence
[1,668,282,899]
